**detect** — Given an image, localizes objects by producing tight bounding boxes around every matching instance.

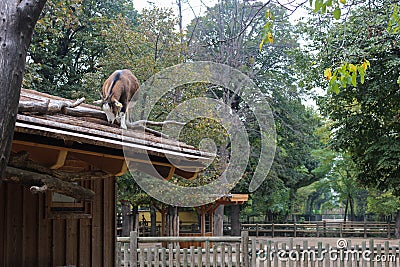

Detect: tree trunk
[121,201,132,237]
[349,197,355,222]
[0,0,47,185]
[213,205,224,236]
[150,205,157,236]
[395,210,400,239]
[231,205,241,236]
[167,206,179,236]
[132,206,139,232]
[344,199,348,222]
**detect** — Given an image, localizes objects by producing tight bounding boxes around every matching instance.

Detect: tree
[24,0,138,100]
[185,1,323,223]
[0,0,47,185]
[302,0,400,233]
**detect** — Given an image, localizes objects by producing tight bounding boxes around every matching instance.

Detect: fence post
[241,230,250,267]
[256,223,259,237]
[387,222,390,238]
[272,223,275,238]
[130,231,138,267]
[116,242,121,267]
[363,222,367,238]
[294,223,297,238]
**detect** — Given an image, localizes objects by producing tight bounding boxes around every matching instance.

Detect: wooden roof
[12,89,213,178]
[216,194,249,205]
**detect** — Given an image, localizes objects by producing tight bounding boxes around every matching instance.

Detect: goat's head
[94,92,123,123]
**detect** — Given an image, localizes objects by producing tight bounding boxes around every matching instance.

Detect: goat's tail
[106,70,122,98]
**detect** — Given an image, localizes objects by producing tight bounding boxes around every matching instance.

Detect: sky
[132,0,309,27]
[131,0,319,107]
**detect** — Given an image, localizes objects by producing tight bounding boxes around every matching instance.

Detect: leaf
[333,7,341,19]
[348,63,357,73]
[331,83,340,94]
[339,0,346,4]
[266,10,271,19]
[259,39,265,51]
[359,71,365,84]
[267,32,274,44]
[314,0,323,12]
[397,76,400,86]
[361,60,370,71]
[324,68,333,80]
[351,72,357,86]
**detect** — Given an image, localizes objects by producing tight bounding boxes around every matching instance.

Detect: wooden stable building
[0,89,211,267]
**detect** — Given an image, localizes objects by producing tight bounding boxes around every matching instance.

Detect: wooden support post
[241,230,249,267]
[49,150,68,169]
[130,231,138,266]
[201,208,206,236]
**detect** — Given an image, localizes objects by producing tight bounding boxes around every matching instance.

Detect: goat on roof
[94,69,140,129]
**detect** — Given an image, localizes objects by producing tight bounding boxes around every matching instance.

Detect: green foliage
[117,173,152,205]
[324,60,370,94]
[388,4,400,34]
[367,189,400,218]
[303,0,400,201]
[309,0,346,18]
[25,0,138,100]
[259,9,275,51]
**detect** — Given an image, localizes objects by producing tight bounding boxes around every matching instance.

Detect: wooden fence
[250,239,399,267]
[116,231,249,266]
[117,231,400,266]
[241,222,395,238]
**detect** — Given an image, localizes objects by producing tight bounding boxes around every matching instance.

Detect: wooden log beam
[4,166,95,201]
[18,97,85,114]
[63,106,107,120]
[18,97,185,138]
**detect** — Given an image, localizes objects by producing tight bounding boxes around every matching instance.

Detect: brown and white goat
[95,69,140,129]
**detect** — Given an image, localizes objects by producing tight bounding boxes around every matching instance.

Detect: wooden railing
[240,221,395,238]
[117,231,400,266]
[116,231,249,266]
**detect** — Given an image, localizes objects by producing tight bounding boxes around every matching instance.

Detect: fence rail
[240,222,395,238]
[117,231,400,266]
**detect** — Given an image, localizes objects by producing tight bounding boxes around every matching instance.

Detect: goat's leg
[120,112,127,130]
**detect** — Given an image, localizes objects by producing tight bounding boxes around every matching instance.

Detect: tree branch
[18,97,86,114]
[4,166,95,201]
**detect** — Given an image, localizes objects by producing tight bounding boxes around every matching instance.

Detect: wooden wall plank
[66,219,79,265]
[0,183,7,267]
[38,193,51,267]
[52,219,66,266]
[91,179,104,267]
[0,177,116,267]
[5,183,23,267]
[79,218,92,267]
[22,188,39,267]
[103,177,116,266]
